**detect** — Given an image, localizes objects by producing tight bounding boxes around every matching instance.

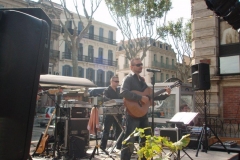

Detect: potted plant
[122,127,190,160]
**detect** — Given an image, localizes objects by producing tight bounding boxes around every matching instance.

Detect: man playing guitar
[120,58,171,160]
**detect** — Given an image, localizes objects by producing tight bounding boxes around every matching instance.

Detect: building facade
[192,0,240,118]
[116,41,177,84]
[0,0,117,87]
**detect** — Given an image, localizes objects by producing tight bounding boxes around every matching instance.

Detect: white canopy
[39,74,96,87]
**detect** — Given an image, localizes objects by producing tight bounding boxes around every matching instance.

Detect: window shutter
[92,69,95,83]
[86,68,89,79]
[62,66,66,76]
[81,68,84,78]
[70,66,72,76]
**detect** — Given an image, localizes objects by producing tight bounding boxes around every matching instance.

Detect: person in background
[100,75,122,152]
[120,58,171,160]
[180,104,190,112]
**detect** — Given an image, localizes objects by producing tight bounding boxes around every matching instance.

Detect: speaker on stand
[191,63,210,91]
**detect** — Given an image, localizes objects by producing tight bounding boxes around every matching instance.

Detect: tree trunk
[71,38,78,77]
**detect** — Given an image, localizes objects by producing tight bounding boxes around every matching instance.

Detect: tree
[105,0,172,60]
[157,18,192,83]
[46,0,102,77]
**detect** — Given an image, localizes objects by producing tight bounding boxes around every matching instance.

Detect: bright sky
[51,0,191,42]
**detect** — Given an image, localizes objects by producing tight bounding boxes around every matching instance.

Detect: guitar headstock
[170,80,182,89]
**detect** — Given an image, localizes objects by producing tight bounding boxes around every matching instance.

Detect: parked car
[35,107,47,126]
[37,106,55,127]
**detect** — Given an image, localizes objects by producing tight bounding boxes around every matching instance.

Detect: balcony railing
[62,52,116,66]
[51,24,61,32]
[62,52,72,59]
[49,49,60,59]
[152,61,176,70]
[197,116,240,138]
[62,28,116,45]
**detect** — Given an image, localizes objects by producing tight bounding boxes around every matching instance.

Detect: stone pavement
[30,140,239,160]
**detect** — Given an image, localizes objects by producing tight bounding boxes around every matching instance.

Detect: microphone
[37,90,48,96]
[146,68,161,72]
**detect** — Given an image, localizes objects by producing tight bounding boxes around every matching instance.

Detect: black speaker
[69,136,87,158]
[0,10,49,160]
[191,63,210,91]
[159,128,179,142]
[0,8,51,74]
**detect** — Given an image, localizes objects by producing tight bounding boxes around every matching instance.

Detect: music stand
[167,112,199,160]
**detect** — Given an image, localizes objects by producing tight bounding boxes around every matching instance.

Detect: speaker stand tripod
[196,90,229,157]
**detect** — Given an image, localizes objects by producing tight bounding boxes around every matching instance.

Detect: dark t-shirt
[120,73,148,101]
[103,86,120,102]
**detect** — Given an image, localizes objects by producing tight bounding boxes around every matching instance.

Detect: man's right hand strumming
[141,96,149,104]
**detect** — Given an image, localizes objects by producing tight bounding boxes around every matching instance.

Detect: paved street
[30,126,239,160]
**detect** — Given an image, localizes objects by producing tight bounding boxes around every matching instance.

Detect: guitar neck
[152,84,176,99]
[43,109,56,136]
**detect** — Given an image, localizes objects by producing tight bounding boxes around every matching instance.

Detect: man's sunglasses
[113,81,119,83]
[133,63,143,67]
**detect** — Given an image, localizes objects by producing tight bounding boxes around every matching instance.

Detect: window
[166,45,168,50]
[99,28,104,42]
[161,73,164,82]
[0,4,4,8]
[62,65,72,76]
[160,43,162,48]
[65,20,72,29]
[97,69,105,87]
[78,66,84,78]
[166,74,169,80]
[108,31,113,44]
[166,57,169,66]
[220,56,240,74]
[154,54,157,61]
[78,22,83,33]
[118,46,123,51]
[172,59,174,66]
[108,50,113,66]
[98,48,103,64]
[50,41,54,50]
[161,56,163,63]
[219,18,240,75]
[125,57,128,64]
[106,71,114,86]
[48,67,52,74]
[172,75,175,78]
[88,45,94,62]
[78,43,83,61]
[86,68,95,82]
[89,25,94,39]
[64,41,71,59]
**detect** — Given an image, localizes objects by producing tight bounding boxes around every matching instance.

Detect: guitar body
[35,134,49,154]
[123,80,182,118]
[33,109,56,156]
[124,87,152,118]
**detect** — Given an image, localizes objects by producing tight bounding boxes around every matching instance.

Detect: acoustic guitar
[35,108,56,154]
[124,81,182,118]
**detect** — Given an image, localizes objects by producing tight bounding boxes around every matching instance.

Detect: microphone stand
[151,73,156,133]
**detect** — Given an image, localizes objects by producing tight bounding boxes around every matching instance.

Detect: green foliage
[106,0,171,20]
[157,17,192,82]
[122,127,190,160]
[157,18,191,46]
[105,0,172,60]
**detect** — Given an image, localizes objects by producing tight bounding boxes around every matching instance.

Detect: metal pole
[151,73,155,133]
